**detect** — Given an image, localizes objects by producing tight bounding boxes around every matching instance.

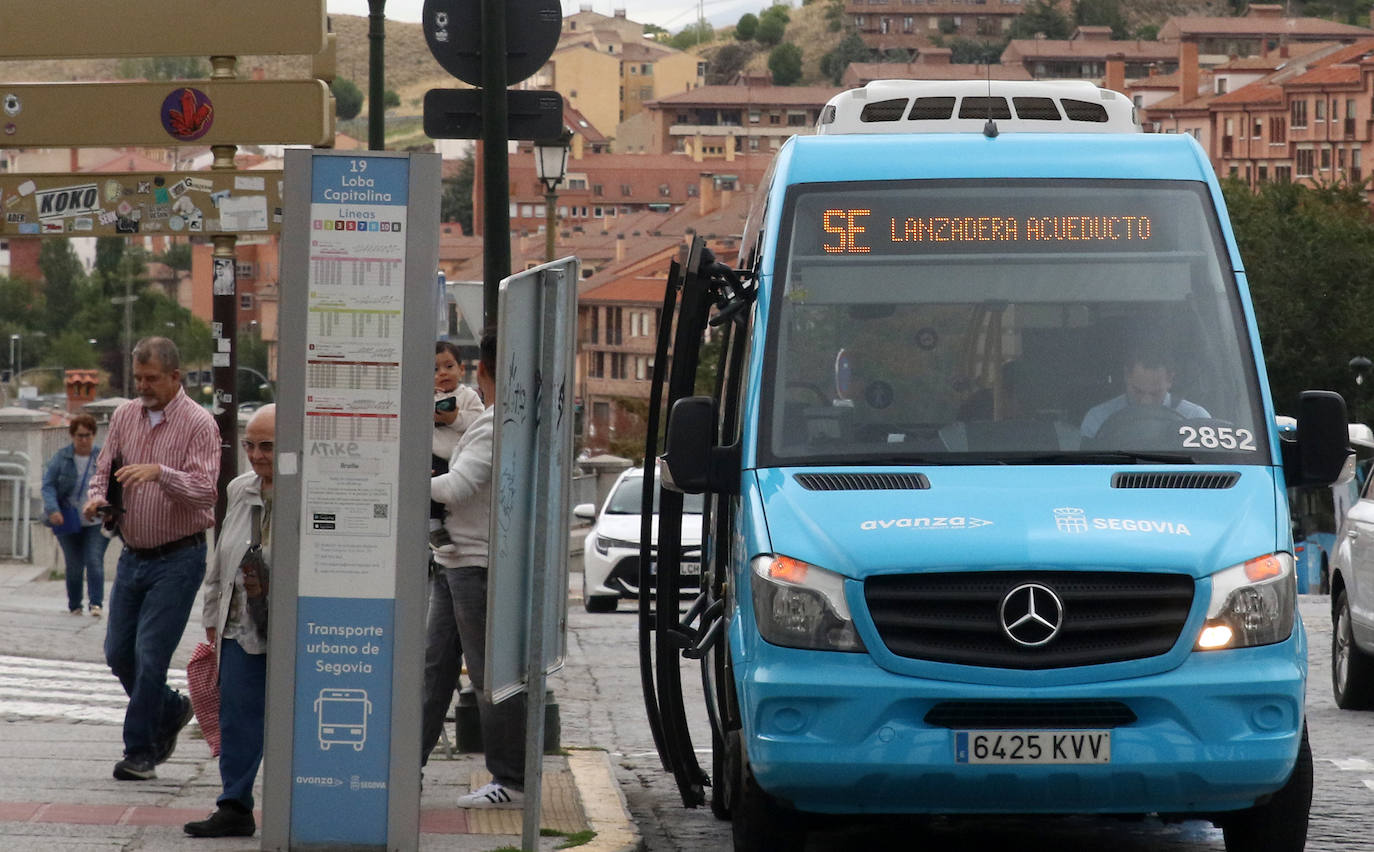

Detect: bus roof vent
[796,472,931,491]
[815,80,1139,136]
[1111,472,1240,490]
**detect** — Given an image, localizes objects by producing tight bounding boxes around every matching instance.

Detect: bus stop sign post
[264,149,438,850]
[489,257,579,852]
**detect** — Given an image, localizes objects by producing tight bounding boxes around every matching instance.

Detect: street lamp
[534,130,572,263]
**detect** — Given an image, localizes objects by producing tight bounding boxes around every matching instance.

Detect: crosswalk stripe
[0,654,189,725]
[1328,758,1374,772]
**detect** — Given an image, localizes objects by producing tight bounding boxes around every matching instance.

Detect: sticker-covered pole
[209,56,239,528]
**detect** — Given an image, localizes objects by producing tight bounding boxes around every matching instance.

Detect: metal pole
[368,0,387,150]
[209,54,241,528]
[122,281,132,398]
[481,0,510,329]
[544,190,556,263]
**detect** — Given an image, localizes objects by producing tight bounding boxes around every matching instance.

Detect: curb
[567,750,642,852]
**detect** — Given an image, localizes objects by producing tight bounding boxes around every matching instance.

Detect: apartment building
[1002,27,1178,79]
[1158,5,1374,65]
[1130,37,1374,192]
[846,0,1026,53]
[843,48,1031,87]
[530,7,706,138]
[643,84,840,157]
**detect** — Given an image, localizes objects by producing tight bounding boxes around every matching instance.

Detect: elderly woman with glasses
[42,414,111,616]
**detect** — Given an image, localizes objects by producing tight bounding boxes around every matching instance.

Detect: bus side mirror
[660,396,739,495]
[1283,390,1351,487]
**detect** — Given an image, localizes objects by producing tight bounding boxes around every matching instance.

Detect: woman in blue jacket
[41,414,110,616]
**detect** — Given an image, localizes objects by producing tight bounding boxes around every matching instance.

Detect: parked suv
[1326,428,1374,708]
[574,467,704,613]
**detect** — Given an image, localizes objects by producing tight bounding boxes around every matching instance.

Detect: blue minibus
[637,80,1351,852]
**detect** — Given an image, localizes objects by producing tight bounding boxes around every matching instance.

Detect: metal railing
[0,450,32,560]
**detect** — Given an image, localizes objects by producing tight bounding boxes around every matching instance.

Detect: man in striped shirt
[84,337,220,782]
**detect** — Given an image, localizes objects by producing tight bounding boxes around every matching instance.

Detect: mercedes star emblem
[1000,582,1065,647]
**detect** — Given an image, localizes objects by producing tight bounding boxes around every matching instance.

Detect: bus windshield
[761,179,1268,466]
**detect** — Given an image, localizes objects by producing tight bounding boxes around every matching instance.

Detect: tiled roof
[845,62,1031,83]
[565,103,607,143]
[1208,82,1284,107]
[507,150,773,207]
[1288,65,1362,86]
[649,85,842,108]
[1143,88,1218,111]
[1160,15,1374,39]
[1003,38,1177,62]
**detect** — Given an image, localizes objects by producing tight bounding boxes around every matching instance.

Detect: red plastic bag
[187,641,221,757]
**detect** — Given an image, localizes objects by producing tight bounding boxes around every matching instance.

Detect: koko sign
[35,184,99,217]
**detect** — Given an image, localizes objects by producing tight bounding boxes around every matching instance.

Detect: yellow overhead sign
[1,0,326,60]
[0,171,284,237]
[0,81,334,147]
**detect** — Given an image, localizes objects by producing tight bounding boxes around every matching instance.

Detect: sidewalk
[0,527,640,852]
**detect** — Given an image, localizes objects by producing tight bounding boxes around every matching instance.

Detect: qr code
[373,503,389,519]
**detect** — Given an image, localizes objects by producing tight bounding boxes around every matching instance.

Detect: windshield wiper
[1022,450,1196,465]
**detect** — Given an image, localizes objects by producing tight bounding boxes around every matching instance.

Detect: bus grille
[863,571,1195,669]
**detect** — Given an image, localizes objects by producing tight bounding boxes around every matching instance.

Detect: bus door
[640,237,753,812]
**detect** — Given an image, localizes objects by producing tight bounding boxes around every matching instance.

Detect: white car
[1327,424,1374,708]
[574,467,704,613]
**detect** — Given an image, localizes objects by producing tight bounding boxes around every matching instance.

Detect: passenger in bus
[1080,341,1210,439]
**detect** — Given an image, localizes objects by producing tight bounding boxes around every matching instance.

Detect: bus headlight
[751,554,864,652]
[1195,553,1295,650]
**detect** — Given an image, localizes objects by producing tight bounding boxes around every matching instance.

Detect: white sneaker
[455,781,524,809]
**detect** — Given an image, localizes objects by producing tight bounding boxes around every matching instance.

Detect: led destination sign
[820,208,1153,254]
[791,183,1201,259]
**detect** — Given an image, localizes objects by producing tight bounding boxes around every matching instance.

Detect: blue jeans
[57,525,109,610]
[422,565,525,788]
[218,638,266,810]
[104,540,206,760]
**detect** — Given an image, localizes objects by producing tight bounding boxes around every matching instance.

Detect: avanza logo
[860,516,993,531]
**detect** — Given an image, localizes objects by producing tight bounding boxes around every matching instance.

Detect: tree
[441,149,476,234]
[769,43,804,85]
[158,243,192,272]
[820,32,874,84]
[736,13,759,40]
[94,237,125,283]
[38,239,84,335]
[0,277,41,333]
[644,23,670,41]
[1009,0,1073,39]
[944,37,1009,64]
[1224,178,1374,412]
[756,14,787,46]
[707,43,757,85]
[384,89,401,109]
[1075,0,1129,39]
[761,4,792,27]
[669,21,715,50]
[332,78,364,121]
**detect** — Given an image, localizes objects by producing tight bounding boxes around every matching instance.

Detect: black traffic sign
[423,0,561,87]
[424,89,563,140]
